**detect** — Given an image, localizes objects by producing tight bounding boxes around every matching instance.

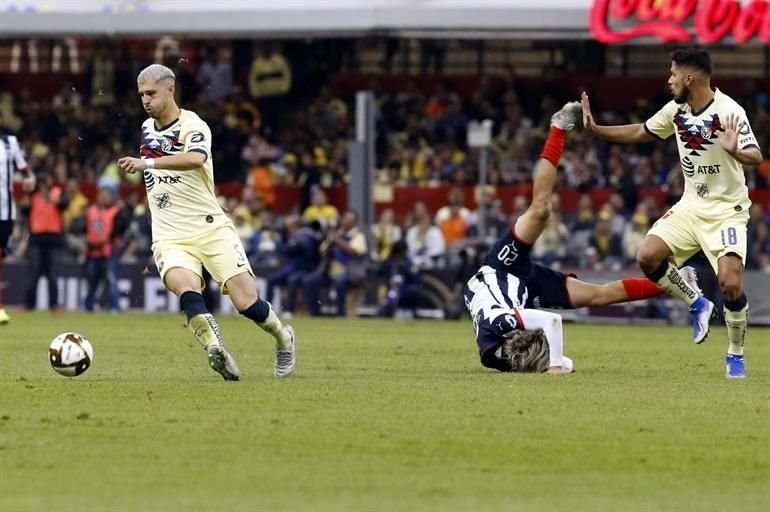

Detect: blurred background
[1,0,769,323]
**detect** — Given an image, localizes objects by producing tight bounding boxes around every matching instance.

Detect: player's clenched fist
[117,156,147,174]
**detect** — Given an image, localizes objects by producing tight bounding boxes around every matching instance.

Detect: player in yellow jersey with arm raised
[118,64,295,380]
[582,47,762,378]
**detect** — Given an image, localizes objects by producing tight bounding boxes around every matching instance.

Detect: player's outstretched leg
[639,238,713,343]
[180,291,241,381]
[240,298,296,378]
[564,264,701,310]
[514,101,581,244]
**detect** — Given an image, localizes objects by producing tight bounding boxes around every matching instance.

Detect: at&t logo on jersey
[682,156,722,178]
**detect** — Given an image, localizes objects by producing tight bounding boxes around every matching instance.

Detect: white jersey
[0,134,28,221]
[644,88,758,220]
[140,109,230,242]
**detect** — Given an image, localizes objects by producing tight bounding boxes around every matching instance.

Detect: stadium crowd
[2,38,770,315]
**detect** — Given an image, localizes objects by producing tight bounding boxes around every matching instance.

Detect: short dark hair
[671,47,712,75]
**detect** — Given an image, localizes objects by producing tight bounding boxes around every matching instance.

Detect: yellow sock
[724,306,747,356]
[188,313,224,349]
[259,308,290,348]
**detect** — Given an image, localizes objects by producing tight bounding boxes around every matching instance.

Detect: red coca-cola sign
[590,0,770,43]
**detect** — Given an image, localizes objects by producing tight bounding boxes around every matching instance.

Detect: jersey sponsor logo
[739,121,751,135]
[674,111,723,156]
[157,175,182,185]
[695,182,709,198]
[154,193,171,209]
[739,136,754,146]
[190,132,205,143]
[696,164,721,175]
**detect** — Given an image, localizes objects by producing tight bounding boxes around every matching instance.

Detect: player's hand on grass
[581,92,595,133]
[117,156,147,174]
[716,113,739,156]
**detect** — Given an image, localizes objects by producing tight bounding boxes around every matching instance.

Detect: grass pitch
[0,312,768,511]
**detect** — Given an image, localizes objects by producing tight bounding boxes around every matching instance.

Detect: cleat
[678,265,701,294]
[689,295,714,344]
[726,353,745,379]
[207,344,240,381]
[550,101,582,131]
[273,326,296,378]
[0,308,9,325]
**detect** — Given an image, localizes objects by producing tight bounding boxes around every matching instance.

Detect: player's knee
[529,201,551,223]
[719,274,742,301]
[635,245,661,271]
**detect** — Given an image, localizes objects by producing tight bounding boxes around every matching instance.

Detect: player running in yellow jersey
[582,47,762,378]
[118,64,295,380]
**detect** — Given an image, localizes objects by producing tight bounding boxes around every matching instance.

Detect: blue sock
[724,292,748,312]
[180,291,208,321]
[240,298,271,323]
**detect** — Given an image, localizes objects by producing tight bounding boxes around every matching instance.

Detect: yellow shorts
[647,205,748,273]
[151,225,253,293]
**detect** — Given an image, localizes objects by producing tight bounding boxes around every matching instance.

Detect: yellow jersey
[644,88,758,220]
[140,109,230,241]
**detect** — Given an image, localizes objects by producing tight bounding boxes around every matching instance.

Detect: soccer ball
[49,332,94,377]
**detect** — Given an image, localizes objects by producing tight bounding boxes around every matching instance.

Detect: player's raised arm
[716,112,763,166]
[581,92,655,144]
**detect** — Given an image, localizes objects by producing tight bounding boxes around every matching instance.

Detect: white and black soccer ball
[49,332,94,377]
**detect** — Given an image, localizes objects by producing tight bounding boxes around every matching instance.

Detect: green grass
[0,312,769,511]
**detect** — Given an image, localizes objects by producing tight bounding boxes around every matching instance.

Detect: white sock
[259,308,291,349]
[724,305,748,356]
[654,262,699,306]
[517,309,565,368]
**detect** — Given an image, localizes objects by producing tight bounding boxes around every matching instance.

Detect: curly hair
[501,329,550,373]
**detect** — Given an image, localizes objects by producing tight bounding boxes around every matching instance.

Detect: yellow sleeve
[736,109,759,151]
[182,118,212,161]
[644,101,677,140]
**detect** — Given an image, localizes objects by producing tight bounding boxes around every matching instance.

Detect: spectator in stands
[623,210,650,266]
[532,212,569,268]
[232,206,255,247]
[303,210,368,317]
[439,202,469,249]
[248,210,281,266]
[86,43,116,106]
[406,202,445,269]
[196,47,232,104]
[265,215,321,317]
[435,188,471,225]
[371,208,402,261]
[510,195,529,226]
[586,211,624,271]
[377,240,421,318]
[747,204,770,271]
[248,43,292,130]
[81,180,129,312]
[61,177,89,231]
[302,187,339,229]
[22,173,69,311]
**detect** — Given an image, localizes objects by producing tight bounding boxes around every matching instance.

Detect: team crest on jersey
[674,111,723,156]
[154,193,171,209]
[696,182,709,198]
[161,138,172,152]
